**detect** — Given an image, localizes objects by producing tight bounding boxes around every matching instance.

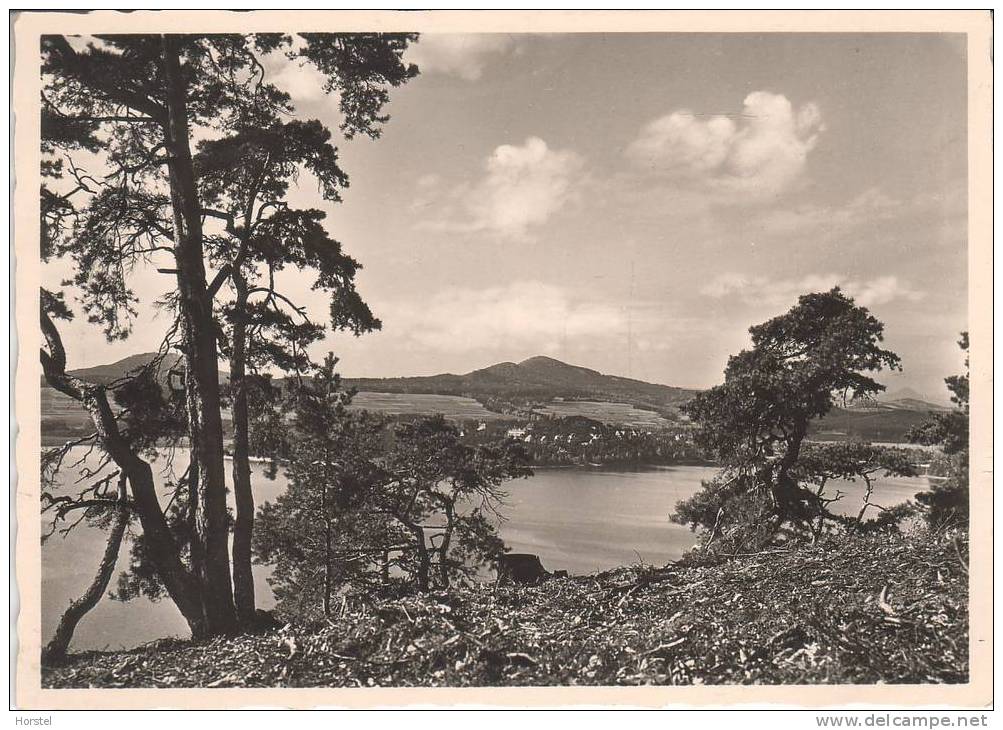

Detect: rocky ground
[42,531,968,688]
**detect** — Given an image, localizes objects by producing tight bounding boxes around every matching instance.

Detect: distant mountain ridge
[43,352,948,413]
[878,387,928,403]
[847,388,951,414]
[343,355,698,413]
[40,352,952,443]
[40,352,696,412]
[68,352,185,385]
[877,387,952,411]
[39,352,224,388]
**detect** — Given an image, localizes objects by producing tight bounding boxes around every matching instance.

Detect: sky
[48,33,969,400]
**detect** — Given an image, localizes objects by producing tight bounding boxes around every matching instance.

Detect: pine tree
[254,374,533,611]
[41,32,417,637]
[253,355,387,618]
[673,288,909,552]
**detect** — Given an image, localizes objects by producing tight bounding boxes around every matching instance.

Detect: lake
[39,447,931,652]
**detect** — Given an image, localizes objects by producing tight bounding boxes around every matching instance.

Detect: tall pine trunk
[160,34,237,636]
[322,478,333,616]
[403,521,431,593]
[229,279,256,626]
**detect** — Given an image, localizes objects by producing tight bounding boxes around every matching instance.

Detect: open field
[40,387,511,446]
[347,392,510,420]
[810,407,933,443]
[532,400,673,428]
[39,385,938,446]
[40,387,95,446]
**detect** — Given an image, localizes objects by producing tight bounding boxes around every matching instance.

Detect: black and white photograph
[11,9,993,711]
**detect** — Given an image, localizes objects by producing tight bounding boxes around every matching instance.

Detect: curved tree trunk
[124,454,206,635]
[772,423,809,522]
[160,35,237,636]
[410,524,431,593]
[40,309,207,639]
[42,476,130,664]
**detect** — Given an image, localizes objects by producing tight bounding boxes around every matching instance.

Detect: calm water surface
[41,448,930,652]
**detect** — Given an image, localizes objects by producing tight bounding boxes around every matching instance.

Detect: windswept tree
[908,332,970,530]
[41,32,417,638]
[673,288,908,552]
[40,292,204,645]
[378,416,532,592]
[40,119,198,652]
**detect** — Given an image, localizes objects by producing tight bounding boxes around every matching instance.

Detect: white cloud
[756,188,903,237]
[418,136,584,238]
[700,272,753,299]
[269,60,330,104]
[850,276,925,308]
[384,281,625,353]
[406,34,519,81]
[263,37,331,104]
[627,91,824,199]
[701,272,924,309]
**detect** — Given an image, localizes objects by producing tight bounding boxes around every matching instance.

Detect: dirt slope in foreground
[42,532,968,688]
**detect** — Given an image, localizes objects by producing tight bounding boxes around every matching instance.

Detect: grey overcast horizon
[44,33,968,402]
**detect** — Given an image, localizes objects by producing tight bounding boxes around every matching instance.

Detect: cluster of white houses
[500,423,689,445]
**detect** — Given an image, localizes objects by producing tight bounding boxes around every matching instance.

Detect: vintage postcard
[11,9,993,710]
